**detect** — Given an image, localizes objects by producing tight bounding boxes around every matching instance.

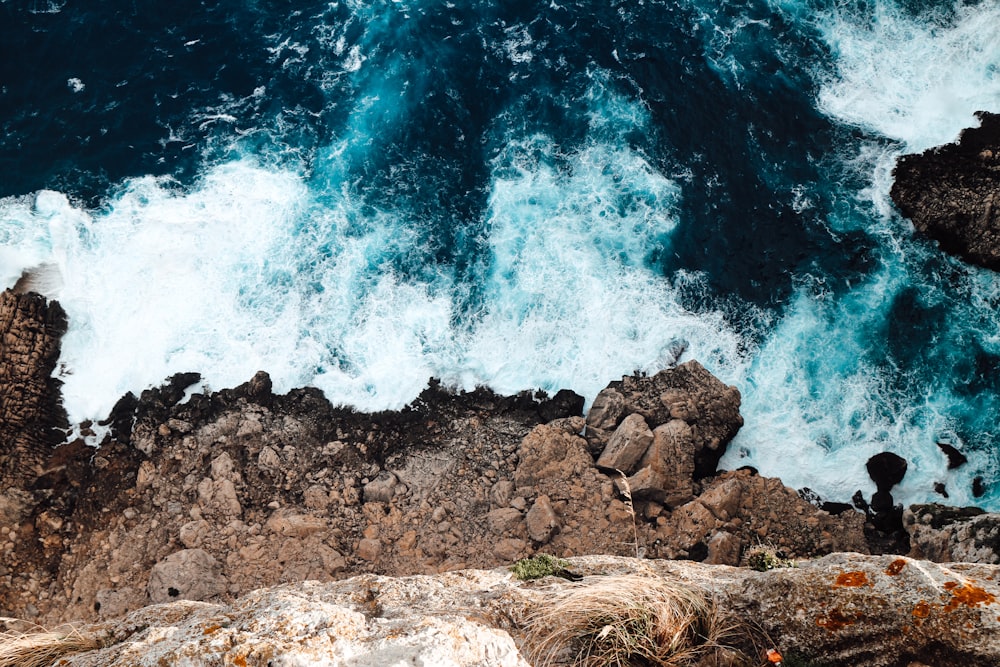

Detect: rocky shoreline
[3,288,1000,665]
[891,110,1000,271]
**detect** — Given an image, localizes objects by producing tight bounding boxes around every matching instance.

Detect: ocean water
[3,0,1000,509]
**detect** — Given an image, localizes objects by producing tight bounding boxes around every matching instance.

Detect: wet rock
[891,111,1000,270]
[0,290,68,484]
[937,442,968,470]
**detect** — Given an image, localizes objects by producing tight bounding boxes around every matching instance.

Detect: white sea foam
[0,83,738,430]
[811,1,1000,152]
[715,0,1000,508]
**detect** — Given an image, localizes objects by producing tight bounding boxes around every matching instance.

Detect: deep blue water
[3,0,1000,509]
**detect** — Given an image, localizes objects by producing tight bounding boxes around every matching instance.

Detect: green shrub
[510,554,572,580]
[743,545,796,572]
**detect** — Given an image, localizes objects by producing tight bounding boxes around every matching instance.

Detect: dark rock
[933,482,948,498]
[870,490,895,514]
[821,502,854,516]
[974,475,987,498]
[891,110,1000,270]
[937,442,968,469]
[852,490,869,513]
[866,452,908,492]
[907,503,986,530]
[537,389,584,423]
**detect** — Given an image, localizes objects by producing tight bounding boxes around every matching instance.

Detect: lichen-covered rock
[46,555,1000,667]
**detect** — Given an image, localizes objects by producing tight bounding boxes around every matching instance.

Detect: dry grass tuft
[0,622,100,667]
[524,575,751,667]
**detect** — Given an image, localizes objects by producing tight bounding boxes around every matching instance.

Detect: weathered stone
[147,549,226,604]
[48,555,1000,667]
[705,531,741,566]
[586,387,626,430]
[362,471,398,504]
[596,413,654,474]
[0,290,68,484]
[905,504,1000,564]
[639,420,697,506]
[525,495,559,543]
[266,510,327,537]
[487,508,524,534]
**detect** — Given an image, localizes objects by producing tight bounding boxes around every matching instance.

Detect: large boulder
[891,110,1000,270]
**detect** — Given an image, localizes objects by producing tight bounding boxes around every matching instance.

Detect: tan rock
[596,413,654,474]
[525,495,559,543]
[266,510,327,537]
[147,548,226,604]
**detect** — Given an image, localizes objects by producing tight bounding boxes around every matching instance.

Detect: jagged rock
[595,413,654,474]
[651,470,868,562]
[891,111,1000,270]
[147,549,226,604]
[0,289,68,483]
[904,504,1000,564]
[45,555,1000,667]
[937,442,968,470]
[585,361,743,479]
[635,420,697,506]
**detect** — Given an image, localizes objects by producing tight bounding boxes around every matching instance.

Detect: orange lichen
[943,581,959,590]
[203,624,222,635]
[835,571,869,587]
[912,601,930,618]
[815,609,859,631]
[886,559,906,576]
[233,656,247,667]
[944,583,996,611]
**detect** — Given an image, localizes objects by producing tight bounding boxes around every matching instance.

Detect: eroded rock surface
[46,554,1000,667]
[891,110,1000,270]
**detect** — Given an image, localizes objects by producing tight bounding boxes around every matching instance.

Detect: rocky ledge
[3,289,1000,665]
[891,110,1000,270]
[6,554,1000,667]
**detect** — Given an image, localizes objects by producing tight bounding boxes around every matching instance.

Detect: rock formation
[6,288,1000,666]
[0,289,68,483]
[891,110,1000,270]
[17,554,1000,667]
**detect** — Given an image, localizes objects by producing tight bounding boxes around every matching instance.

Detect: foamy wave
[812,0,1000,151]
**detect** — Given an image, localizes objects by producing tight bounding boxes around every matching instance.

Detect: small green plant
[743,545,796,572]
[511,554,573,580]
